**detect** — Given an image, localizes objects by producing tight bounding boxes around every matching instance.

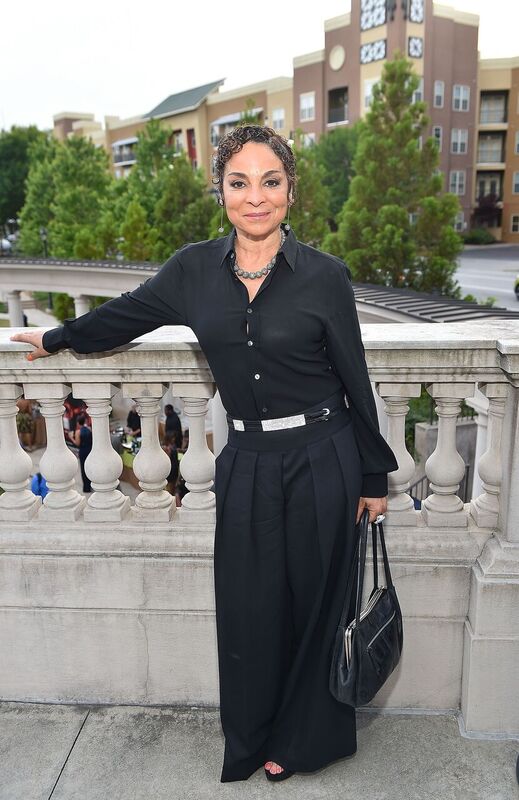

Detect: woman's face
[222,141,290,239]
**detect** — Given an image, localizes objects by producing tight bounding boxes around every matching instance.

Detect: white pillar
[0,384,41,521]
[6,290,25,327]
[71,294,91,317]
[123,383,175,522]
[469,383,507,529]
[376,382,422,525]
[421,382,475,528]
[464,387,489,500]
[210,389,229,458]
[24,383,85,520]
[71,382,130,522]
[172,382,216,519]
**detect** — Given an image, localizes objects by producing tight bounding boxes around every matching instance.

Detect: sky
[1,0,516,132]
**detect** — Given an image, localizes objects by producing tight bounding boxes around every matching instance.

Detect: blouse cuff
[361,472,388,498]
[42,327,68,353]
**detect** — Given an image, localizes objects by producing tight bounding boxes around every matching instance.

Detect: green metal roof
[144,79,225,120]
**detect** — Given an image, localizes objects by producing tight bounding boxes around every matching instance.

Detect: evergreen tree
[18,137,58,256]
[325,54,463,294]
[152,153,215,261]
[0,125,47,225]
[49,137,111,258]
[314,124,360,222]
[289,131,331,248]
[120,199,158,261]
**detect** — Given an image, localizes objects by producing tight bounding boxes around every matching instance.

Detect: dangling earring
[285,195,293,231]
[218,198,225,234]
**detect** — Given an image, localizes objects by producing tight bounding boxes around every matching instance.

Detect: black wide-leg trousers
[213,388,363,783]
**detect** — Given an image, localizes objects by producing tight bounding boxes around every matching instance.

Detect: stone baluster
[421,382,475,528]
[123,383,175,522]
[24,383,85,520]
[0,384,41,521]
[71,382,130,522]
[376,382,422,525]
[71,294,91,317]
[469,382,508,528]
[172,384,217,519]
[6,290,25,327]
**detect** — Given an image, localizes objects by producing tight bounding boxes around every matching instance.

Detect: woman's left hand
[356,495,387,524]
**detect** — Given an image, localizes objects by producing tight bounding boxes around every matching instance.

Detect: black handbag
[329,507,403,707]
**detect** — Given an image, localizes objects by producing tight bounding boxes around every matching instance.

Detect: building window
[511,214,519,233]
[328,87,348,124]
[478,133,505,164]
[360,0,386,30]
[364,78,380,109]
[210,125,219,147]
[449,170,466,195]
[451,129,468,154]
[453,85,470,112]
[409,212,419,225]
[301,132,316,147]
[300,92,315,122]
[477,172,502,200]
[432,125,443,152]
[172,130,183,152]
[513,172,519,194]
[412,77,424,104]
[272,108,285,130]
[360,39,386,64]
[516,131,519,155]
[454,211,465,232]
[434,80,444,108]
[479,92,508,124]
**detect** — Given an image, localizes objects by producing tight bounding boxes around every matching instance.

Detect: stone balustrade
[0,319,518,738]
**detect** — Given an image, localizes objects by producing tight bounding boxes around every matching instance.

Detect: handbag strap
[372,518,395,590]
[354,508,370,624]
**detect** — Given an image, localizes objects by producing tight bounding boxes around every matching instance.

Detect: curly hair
[211,124,298,203]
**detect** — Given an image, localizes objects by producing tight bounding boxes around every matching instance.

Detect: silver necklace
[231,226,286,279]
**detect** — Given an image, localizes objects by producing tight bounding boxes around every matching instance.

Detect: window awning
[210,107,263,127]
[112,136,139,148]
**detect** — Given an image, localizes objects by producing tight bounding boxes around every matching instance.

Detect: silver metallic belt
[226,403,345,432]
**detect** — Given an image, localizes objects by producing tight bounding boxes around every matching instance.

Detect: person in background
[71,413,93,493]
[126,403,141,437]
[164,403,183,448]
[162,432,180,498]
[31,470,48,498]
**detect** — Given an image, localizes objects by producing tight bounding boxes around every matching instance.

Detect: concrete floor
[1,703,518,800]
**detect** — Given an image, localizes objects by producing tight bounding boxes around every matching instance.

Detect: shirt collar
[217,222,297,271]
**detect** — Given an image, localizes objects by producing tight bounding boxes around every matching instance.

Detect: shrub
[462,228,497,245]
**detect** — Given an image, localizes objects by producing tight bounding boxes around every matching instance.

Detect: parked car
[515,274,519,300]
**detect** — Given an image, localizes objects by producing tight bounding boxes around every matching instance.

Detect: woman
[70,412,93,493]
[10,125,398,784]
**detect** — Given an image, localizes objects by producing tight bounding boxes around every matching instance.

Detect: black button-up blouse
[42,223,398,496]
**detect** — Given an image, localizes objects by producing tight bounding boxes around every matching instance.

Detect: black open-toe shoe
[264,764,295,782]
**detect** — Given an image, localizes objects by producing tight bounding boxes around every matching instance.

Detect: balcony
[113,150,137,165]
[1,320,519,738]
[327,106,349,125]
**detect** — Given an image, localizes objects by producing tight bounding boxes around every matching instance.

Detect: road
[456,245,519,310]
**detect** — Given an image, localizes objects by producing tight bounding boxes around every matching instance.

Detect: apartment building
[475,58,519,243]
[52,2,519,241]
[293,0,479,231]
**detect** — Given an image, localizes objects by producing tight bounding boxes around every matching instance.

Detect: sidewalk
[2,702,518,800]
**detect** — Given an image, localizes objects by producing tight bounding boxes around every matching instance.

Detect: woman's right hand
[9,330,52,361]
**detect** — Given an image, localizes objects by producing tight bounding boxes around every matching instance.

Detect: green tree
[18,137,59,256]
[49,137,112,258]
[0,125,47,226]
[289,131,331,248]
[152,153,215,260]
[314,124,360,221]
[126,118,178,221]
[325,54,463,294]
[120,199,158,260]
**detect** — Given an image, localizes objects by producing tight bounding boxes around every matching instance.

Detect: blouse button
[247,307,253,314]
[262,407,268,413]
[247,340,253,346]
[254,373,261,380]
